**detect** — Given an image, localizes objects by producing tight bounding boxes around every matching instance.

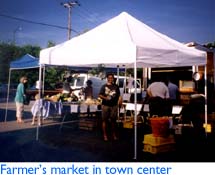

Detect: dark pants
[148,97,170,116]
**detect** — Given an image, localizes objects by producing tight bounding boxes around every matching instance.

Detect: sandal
[103,135,108,141]
[17,118,23,123]
[113,135,118,141]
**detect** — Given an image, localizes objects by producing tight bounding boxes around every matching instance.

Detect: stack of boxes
[143,134,175,154]
[143,117,175,154]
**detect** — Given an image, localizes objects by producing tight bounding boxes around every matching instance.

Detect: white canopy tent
[40,12,206,68]
[39,12,207,159]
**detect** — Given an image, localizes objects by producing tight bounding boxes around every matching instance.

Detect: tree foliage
[0,42,41,86]
[204,42,215,49]
[0,42,67,89]
[1,40,214,89]
[0,42,41,84]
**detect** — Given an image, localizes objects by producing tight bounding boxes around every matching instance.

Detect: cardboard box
[143,134,175,146]
[143,143,175,154]
[143,134,175,154]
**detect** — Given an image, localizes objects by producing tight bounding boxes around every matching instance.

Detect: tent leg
[117,65,120,122]
[36,64,43,141]
[133,61,137,160]
[5,69,11,122]
[204,66,208,137]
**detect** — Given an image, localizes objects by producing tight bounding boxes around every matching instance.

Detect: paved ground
[1,97,215,162]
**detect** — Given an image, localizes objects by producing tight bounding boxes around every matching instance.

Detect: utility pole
[61,1,80,40]
[13,26,22,44]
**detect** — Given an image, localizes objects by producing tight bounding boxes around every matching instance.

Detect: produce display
[44,93,102,105]
[44,93,78,102]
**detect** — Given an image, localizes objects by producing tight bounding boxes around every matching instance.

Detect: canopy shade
[40,12,206,68]
[10,54,39,70]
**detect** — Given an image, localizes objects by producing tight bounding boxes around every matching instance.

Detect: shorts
[102,105,118,122]
[16,102,24,118]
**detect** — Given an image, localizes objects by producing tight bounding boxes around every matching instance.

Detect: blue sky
[0,0,214,48]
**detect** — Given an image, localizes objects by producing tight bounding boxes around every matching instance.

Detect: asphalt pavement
[1,98,215,162]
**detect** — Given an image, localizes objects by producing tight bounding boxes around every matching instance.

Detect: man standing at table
[146,77,169,116]
[99,73,120,141]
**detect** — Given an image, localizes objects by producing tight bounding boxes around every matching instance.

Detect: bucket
[150,117,170,137]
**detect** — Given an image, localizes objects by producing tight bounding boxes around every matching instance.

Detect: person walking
[14,76,28,123]
[99,73,120,141]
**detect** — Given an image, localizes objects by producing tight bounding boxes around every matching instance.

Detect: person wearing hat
[14,76,28,123]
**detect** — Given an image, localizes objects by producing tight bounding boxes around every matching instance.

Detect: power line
[76,8,99,26]
[77,1,102,25]
[0,13,79,34]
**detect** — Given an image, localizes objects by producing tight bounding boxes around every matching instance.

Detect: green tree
[0,42,41,84]
[204,42,215,49]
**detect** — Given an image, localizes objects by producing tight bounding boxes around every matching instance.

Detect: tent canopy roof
[40,12,206,68]
[10,54,39,70]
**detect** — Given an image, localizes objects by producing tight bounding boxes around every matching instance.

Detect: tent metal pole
[36,64,43,141]
[204,66,208,137]
[117,65,120,121]
[116,65,120,86]
[133,61,137,160]
[42,66,45,94]
[124,65,127,94]
[5,69,12,122]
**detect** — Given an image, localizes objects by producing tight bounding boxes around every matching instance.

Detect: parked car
[27,84,61,100]
[69,73,106,99]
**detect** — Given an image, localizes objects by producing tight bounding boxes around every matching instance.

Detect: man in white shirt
[147,81,169,99]
[146,79,169,116]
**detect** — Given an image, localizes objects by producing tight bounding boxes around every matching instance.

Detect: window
[76,77,85,86]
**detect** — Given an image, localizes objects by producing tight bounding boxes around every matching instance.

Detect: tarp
[10,54,39,70]
[40,12,206,68]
